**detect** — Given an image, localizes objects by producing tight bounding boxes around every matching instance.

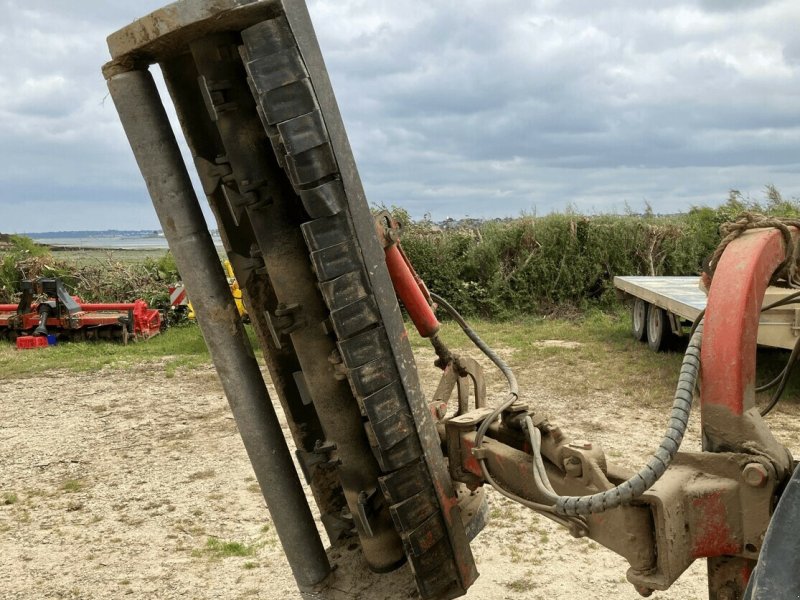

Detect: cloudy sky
[1,0,798,232]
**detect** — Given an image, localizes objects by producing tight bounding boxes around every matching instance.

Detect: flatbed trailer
[614,275,800,351]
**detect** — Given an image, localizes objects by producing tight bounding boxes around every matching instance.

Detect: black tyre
[632,298,648,342]
[647,306,674,352]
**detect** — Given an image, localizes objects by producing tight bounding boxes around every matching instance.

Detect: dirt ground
[2,342,798,600]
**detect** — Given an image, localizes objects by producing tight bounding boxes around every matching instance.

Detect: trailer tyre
[632,298,648,342]
[646,306,673,352]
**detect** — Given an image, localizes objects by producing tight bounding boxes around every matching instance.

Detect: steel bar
[105,67,330,588]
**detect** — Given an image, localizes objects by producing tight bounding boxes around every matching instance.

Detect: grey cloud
[1,0,798,232]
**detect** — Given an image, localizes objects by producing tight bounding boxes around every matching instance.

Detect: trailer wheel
[632,298,648,342]
[647,306,673,352]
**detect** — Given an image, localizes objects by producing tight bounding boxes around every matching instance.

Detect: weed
[187,469,216,482]
[61,480,83,493]
[3,492,18,505]
[243,562,258,570]
[504,577,531,592]
[193,537,258,559]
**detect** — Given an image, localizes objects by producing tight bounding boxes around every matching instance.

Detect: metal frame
[103,1,476,596]
[443,228,794,598]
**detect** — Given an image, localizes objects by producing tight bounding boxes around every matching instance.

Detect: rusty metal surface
[105,67,330,588]
[104,1,477,597]
[445,406,782,596]
[104,0,280,72]
[158,51,351,542]
[281,2,478,593]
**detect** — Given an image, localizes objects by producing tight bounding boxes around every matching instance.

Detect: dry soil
[2,343,798,600]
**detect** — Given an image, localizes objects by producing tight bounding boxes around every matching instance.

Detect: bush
[0,237,179,306]
[392,189,800,317]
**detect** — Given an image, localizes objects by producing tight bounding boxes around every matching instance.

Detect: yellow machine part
[186,260,247,320]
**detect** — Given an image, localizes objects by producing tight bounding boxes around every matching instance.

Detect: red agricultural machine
[103,1,798,598]
[0,277,162,343]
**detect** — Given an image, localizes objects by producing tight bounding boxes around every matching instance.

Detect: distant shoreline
[46,245,168,252]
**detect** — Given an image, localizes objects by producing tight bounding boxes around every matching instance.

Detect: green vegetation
[396,187,800,316]
[2,492,18,505]
[0,235,179,305]
[193,537,258,559]
[0,325,211,379]
[61,480,83,493]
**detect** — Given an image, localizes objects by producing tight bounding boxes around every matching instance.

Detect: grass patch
[0,322,265,380]
[3,492,18,505]
[504,575,533,593]
[61,480,83,493]
[193,537,258,559]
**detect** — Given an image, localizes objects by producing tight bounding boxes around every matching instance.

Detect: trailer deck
[614,275,800,351]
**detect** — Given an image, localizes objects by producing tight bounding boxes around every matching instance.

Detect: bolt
[742,463,768,488]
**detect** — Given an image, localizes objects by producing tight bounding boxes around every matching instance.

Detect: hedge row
[2,188,796,317]
[395,189,800,317]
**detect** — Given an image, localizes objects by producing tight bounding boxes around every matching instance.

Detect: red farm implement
[0,278,162,343]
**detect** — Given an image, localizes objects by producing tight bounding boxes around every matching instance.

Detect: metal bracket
[356,488,379,538]
[432,357,487,419]
[194,155,234,195]
[264,302,304,349]
[295,439,339,485]
[198,75,238,121]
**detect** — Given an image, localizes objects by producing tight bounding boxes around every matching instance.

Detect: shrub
[393,188,800,317]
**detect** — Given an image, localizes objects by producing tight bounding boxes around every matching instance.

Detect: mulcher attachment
[103,1,478,598]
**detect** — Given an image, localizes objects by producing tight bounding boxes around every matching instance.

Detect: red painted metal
[1,301,142,312]
[702,228,792,415]
[700,227,795,595]
[690,492,741,559]
[75,303,138,311]
[0,299,162,340]
[384,243,440,338]
[16,336,48,350]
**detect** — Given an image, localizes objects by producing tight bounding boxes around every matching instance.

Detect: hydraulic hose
[552,323,703,516]
[431,290,704,519]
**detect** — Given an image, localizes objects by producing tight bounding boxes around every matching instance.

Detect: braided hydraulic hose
[431,289,704,519]
[553,323,703,516]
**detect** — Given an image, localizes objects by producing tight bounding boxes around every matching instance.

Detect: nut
[742,463,768,488]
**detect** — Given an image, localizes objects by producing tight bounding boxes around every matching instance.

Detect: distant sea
[26,231,222,250]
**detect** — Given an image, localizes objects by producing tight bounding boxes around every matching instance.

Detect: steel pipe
[105,67,330,588]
